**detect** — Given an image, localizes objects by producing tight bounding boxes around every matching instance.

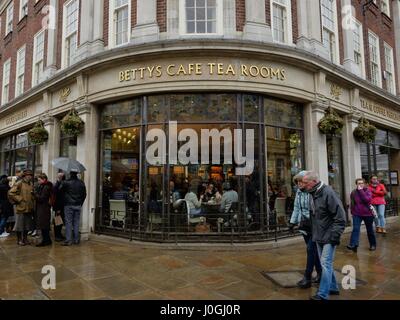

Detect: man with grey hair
[302,171,346,300]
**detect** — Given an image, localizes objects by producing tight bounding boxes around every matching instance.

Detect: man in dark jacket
[302,171,346,300]
[0,175,14,238]
[60,171,87,246]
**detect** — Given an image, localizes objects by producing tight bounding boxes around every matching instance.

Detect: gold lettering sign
[118,63,287,82]
[4,110,28,126]
[59,87,71,103]
[330,84,342,100]
[360,98,400,122]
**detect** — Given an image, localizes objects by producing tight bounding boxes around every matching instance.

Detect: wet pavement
[1,218,399,300]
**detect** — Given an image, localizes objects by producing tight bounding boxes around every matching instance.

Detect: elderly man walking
[302,171,346,300]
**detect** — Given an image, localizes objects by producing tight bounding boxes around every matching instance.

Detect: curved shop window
[97,93,304,242]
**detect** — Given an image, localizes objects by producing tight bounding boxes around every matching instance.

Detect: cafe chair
[174,199,204,231]
[109,199,126,229]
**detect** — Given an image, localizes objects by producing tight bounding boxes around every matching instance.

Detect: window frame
[2,58,11,105]
[61,0,79,69]
[32,29,45,87]
[320,0,340,64]
[384,42,396,95]
[108,0,131,49]
[19,0,28,21]
[368,30,382,88]
[5,2,14,35]
[352,18,365,78]
[179,0,224,36]
[15,45,26,97]
[270,0,293,45]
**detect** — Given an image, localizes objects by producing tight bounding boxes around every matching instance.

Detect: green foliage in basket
[61,109,84,136]
[318,108,344,135]
[353,118,377,143]
[28,121,49,144]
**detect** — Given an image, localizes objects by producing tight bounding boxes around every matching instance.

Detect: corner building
[0,0,399,242]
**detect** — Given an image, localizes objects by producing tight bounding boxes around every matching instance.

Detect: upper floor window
[321,0,339,63]
[16,46,26,97]
[271,0,292,44]
[368,31,382,88]
[2,59,11,105]
[19,0,28,20]
[5,2,14,35]
[32,30,45,86]
[109,0,130,48]
[62,0,79,68]
[353,19,365,78]
[384,43,396,95]
[381,0,390,17]
[180,0,223,35]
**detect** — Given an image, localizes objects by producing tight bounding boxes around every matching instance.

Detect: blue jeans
[64,206,81,243]
[0,216,7,234]
[316,243,339,300]
[373,204,385,228]
[303,234,322,279]
[350,215,376,247]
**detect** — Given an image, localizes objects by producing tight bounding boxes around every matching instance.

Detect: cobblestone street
[1,219,399,300]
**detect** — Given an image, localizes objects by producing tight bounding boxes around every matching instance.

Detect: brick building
[0,0,399,242]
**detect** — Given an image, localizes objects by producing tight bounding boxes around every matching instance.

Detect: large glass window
[97,93,304,241]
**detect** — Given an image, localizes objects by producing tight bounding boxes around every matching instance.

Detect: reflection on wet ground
[1,219,399,300]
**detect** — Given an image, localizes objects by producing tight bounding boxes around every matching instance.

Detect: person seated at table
[203,182,217,202]
[219,182,238,213]
[185,184,203,216]
[170,180,181,204]
[112,182,129,200]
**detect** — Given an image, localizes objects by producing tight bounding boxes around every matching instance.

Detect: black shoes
[36,241,52,247]
[310,295,326,300]
[297,278,312,289]
[346,245,358,253]
[369,246,376,251]
[62,241,72,246]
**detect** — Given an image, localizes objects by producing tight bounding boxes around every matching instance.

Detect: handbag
[298,216,312,233]
[369,205,378,218]
[54,214,64,226]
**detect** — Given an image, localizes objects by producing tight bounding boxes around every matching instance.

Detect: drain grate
[260,269,367,288]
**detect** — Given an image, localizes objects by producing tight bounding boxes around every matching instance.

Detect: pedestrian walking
[302,171,346,300]
[7,169,35,246]
[53,172,66,242]
[33,173,53,247]
[368,175,387,234]
[347,178,376,253]
[289,171,322,289]
[0,175,14,238]
[60,171,87,246]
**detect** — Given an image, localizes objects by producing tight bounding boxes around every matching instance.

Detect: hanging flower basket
[318,108,344,135]
[28,120,49,145]
[353,118,377,143]
[61,109,84,137]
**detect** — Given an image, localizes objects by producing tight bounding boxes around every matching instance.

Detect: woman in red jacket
[368,175,387,234]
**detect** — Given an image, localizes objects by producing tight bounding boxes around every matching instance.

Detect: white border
[61,0,80,69]
[15,45,26,97]
[368,30,382,88]
[383,42,396,95]
[2,58,11,105]
[270,0,293,45]
[108,0,131,49]
[32,29,45,87]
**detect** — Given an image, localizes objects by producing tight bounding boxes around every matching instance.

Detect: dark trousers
[0,216,7,234]
[41,229,52,244]
[350,215,376,247]
[303,234,322,279]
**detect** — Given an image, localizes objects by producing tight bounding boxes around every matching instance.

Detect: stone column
[304,98,329,183]
[45,0,58,78]
[223,0,237,38]
[242,0,272,42]
[341,113,362,212]
[296,0,328,58]
[75,100,99,240]
[132,0,160,44]
[41,116,60,182]
[393,0,400,95]
[77,0,104,61]
[166,0,179,39]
